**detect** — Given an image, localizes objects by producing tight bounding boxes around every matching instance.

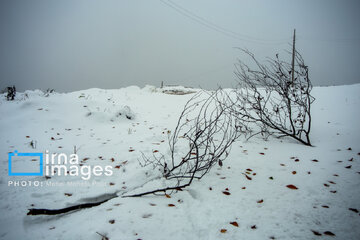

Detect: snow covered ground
[0,84,359,240]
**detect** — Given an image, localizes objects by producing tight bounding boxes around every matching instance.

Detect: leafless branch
[123,89,240,197]
[228,48,315,146]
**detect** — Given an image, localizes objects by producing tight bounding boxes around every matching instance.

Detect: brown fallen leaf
[286,184,298,190]
[114,165,121,169]
[328,181,336,184]
[312,159,319,162]
[153,150,159,153]
[109,182,115,186]
[168,204,175,207]
[295,158,300,162]
[64,193,72,197]
[111,158,115,162]
[222,191,231,195]
[257,199,264,203]
[292,171,297,174]
[243,173,252,180]
[323,231,335,236]
[246,168,253,171]
[259,152,265,155]
[129,149,135,152]
[330,190,337,193]
[251,225,257,229]
[149,203,156,206]
[109,219,115,224]
[345,165,352,169]
[349,208,359,213]
[230,222,239,227]
[323,184,330,187]
[218,160,223,167]
[165,194,171,198]
[322,205,329,208]
[220,229,227,233]
[311,230,322,236]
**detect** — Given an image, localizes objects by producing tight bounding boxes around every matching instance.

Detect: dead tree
[123,90,240,197]
[229,49,315,146]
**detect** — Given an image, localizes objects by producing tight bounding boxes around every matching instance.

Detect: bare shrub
[124,89,240,197]
[229,49,315,146]
[6,85,16,101]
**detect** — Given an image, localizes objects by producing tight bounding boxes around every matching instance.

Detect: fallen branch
[124,89,240,197]
[27,195,117,216]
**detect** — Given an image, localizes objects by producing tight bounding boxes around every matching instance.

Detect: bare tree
[229,48,315,146]
[123,89,240,197]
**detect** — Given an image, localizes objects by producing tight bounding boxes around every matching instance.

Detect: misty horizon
[1,0,360,92]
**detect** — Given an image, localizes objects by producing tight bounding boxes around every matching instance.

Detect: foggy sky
[1,0,360,92]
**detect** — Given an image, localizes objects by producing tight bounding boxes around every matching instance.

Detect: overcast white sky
[1,0,360,92]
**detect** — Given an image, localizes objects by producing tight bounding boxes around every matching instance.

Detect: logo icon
[8,150,43,176]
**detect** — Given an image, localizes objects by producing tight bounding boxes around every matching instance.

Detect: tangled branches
[123,90,240,197]
[229,49,315,146]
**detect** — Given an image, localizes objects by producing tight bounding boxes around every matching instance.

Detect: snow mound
[86,105,135,122]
